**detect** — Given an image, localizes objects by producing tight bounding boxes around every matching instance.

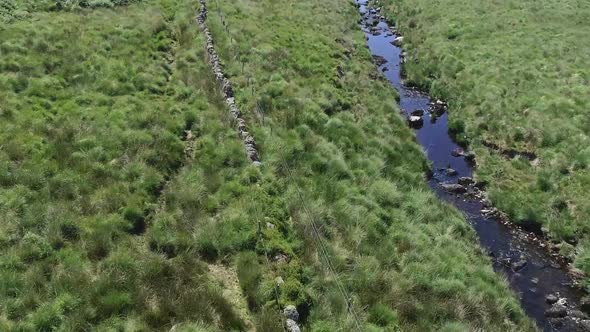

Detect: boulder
[430,99,448,115]
[499,257,511,266]
[451,147,465,157]
[392,36,404,46]
[545,294,559,304]
[511,259,527,272]
[545,304,568,318]
[580,296,590,314]
[371,55,387,66]
[286,319,301,332]
[284,305,299,321]
[569,310,589,320]
[411,109,424,116]
[458,177,474,186]
[578,320,590,332]
[441,183,467,194]
[464,152,476,164]
[446,168,458,176]
[408,115,423,128]
[273,253,289,263]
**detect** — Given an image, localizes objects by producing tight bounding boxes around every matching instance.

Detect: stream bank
[355,1,588,330]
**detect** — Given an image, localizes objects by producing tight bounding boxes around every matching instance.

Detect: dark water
[355,1,586,330]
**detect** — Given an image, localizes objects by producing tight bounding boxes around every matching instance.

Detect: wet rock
[511,259,527,272]
[550,318,565,329]
[286,319,301,332]
[580,296,590,314]
[474,181,487,190]
[408,115,423,128]
[451,147,465,157]
[464,152,476,164]
[545,304,568,318]
[499,257,511,266]
[446,168,458,176]
[569,310,589,320]
[441,183,467,194]
[430,99,448,115]
[546,294,559,305]
[381,66,389,72]
[392,36,404,46]
[458,177,474,186]
[579,320,590,331]
[531,277,539,284]
[273,253,289,263]
[337,65,345,78]
[284,305,299,321]
[411,109,424,116]
[371,55,387,66]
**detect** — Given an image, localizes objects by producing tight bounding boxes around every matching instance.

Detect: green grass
[378,0,590,283]
[1,0,142,22]
[0,0,250,330]
[0,0,537,330]
[194,0,534,330]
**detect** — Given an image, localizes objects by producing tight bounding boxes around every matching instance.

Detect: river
[355,1,587,330]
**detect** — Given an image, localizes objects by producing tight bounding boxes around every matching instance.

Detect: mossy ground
[0,0,536,330]
[379,0,590,285]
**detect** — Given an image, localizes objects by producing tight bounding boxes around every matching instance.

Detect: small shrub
[255,307,283,332]
[368,303,400,328]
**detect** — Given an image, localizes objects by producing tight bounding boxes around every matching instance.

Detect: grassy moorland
[0,0,255,330]
[378,0,590,282]
[201,0,535,330]
[0,0,536,330]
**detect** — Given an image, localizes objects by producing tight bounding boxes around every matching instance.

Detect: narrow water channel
[354,1,587,330]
